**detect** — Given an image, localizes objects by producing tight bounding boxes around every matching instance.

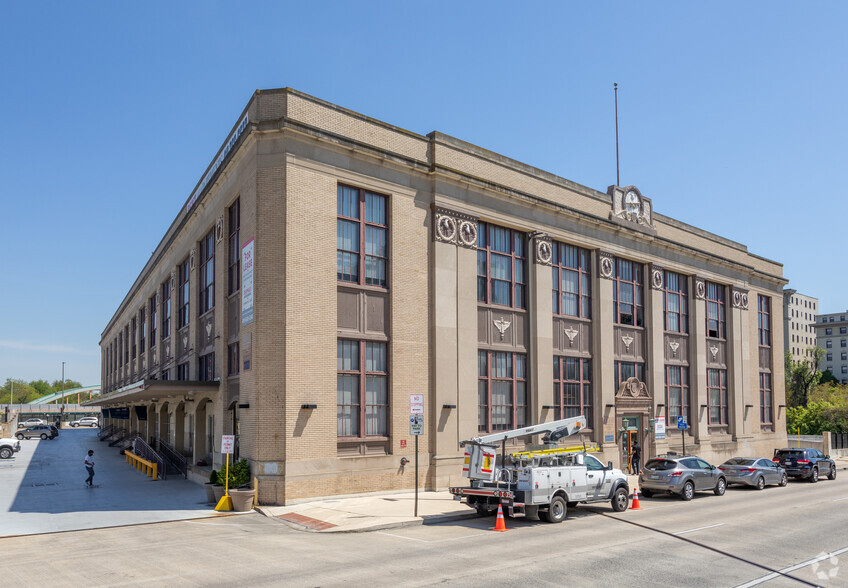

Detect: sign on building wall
[655,416,666,440]
[241,238,255,325]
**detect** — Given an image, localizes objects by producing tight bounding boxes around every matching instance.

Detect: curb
[257,507,480,533]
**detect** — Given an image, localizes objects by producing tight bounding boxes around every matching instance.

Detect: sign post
[677,416,687,456]
[215,435,236,511]
[409,395,424,517]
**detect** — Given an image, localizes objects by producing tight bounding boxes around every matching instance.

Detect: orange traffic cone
[492,504,509,531]
[630,488,643,510]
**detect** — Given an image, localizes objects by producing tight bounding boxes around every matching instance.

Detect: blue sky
[1,2,846,386]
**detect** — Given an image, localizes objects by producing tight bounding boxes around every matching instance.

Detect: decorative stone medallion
[651,265,664,290]
[535,238,553,266]
[608,185,656,234]
[190,248,196,270]
[599,251,614,279]
[622,334,634,352]
[695,279,706,300]
[170,270,176,290]
[458,220,478,248]
[710,345,719,359]
[732,288,749,310]
[564,326,578,347]
[669,340,679,356]
[436,214,457,243]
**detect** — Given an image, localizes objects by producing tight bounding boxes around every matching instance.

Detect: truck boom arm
[461,416,586,447]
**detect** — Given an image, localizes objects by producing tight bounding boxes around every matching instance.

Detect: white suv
[70,416,99,428]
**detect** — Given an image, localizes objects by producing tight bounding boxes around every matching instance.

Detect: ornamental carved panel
[552,317,592,356]
[732,288,749,310]
[650,264,664,290]
[694,278,706,300]
[599,250,614,280]
[664,334,689,364]
[433,208,478,249]
[608,185,657,235]
[534,236,553,266]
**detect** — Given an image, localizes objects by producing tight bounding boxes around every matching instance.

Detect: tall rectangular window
[161,280,171,339]
[139,308,146,355]
[124,325,129,364]
[228,342,240,376]
[477,223,526,309]
[177,362,190,381]
[554,356,592,424]
[337,340,389,437]
[178,258,190,329]
[760,372,773,425]
[477,351,527,432]
[665,365,689,423]
[198,353,215,382]
[708,368,728,425]
[613,258,644,326]
[199,229,215,314]
[337,185,388,287]
[131,318,137,359]
[228,198,240,295]
[552,243,591,318]
[706,282,726,339]
[149,295,157,348]
[663,271,688,333]
[758,295,771,346]
[615,361,645,389]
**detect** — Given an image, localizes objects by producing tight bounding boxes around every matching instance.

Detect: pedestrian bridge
[29,385,101,404]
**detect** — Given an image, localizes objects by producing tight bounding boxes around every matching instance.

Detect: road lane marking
[735,545,848,588]
[376,531,490,544]
[673,523,724,535]
[833,496,848,502]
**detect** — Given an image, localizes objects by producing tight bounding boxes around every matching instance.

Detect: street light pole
[61,362,65,424]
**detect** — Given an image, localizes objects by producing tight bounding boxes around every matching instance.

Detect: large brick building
[98,88,788,505]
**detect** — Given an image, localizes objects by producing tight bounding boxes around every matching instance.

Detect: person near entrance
[84,450,95,487]
[630,441,641,475]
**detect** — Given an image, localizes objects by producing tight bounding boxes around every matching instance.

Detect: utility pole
[61,362,65,424]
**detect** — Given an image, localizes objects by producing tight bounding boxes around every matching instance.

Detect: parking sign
[677,416,687,430]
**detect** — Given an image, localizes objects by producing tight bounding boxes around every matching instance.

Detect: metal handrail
[132,436,166,480]
[98,424,116,441]
[157,439,188,478]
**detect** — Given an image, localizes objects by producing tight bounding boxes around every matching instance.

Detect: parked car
[639,453,727,500]
[70,417,99,428]
[15,425,58,440]
[18,418,46,427]
[719,457,787,489]
[0,438,21,459]
[773,448,836,483]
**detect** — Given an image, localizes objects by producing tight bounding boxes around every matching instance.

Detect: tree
[820,370,840,386]
[785,348,825,408]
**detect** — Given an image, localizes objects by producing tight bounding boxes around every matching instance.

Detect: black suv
[16,425,58,440]
[773,448,836,483]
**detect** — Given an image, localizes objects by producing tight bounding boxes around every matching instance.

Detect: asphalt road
[0,469,845,587]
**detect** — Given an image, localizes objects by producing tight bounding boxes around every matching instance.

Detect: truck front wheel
[611,487,629,512]
[545,496,567,523]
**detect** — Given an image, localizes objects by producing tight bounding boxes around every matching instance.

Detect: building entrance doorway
[621,415,641,474]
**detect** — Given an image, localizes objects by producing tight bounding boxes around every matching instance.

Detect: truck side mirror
[607,461,613,470]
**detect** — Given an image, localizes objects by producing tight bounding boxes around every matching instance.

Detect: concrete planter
[229,488,256,512]
[204,483,217,504]
[212,485,226,503]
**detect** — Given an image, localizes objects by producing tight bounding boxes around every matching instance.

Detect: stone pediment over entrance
[616,377,650,400]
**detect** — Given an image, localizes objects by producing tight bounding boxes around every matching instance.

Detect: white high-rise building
[783,289,818,362]
[816,311,848,384]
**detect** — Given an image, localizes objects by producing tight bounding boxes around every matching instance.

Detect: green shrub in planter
[216,459,250,489]
[210,469,219,485]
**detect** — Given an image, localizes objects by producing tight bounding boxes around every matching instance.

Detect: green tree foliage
[51,379,83,391]
[784,349,824,408]
[820,370,840,386]
[1,378,87,404]
[786,382,848,434]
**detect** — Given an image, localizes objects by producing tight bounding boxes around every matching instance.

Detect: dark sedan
[719,457,787,489]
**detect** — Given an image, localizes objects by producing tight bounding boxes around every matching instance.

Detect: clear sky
[1,1,846,387]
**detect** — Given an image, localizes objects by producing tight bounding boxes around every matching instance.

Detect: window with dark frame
[161,279,171,339]
[477,223,526,309]
[139,308,146,355]
[708,368,728,425]
[554,356,592,424]
[663,271,688,333]
[124,325,129,364]
[161,368,170,381]
[706,282,726,339]
[665,365,690,424]
[199,229,215,315]
[178,258,190,329]
[477,350,527,433]
[228,342,240,376]
[336,185,388,287]
[177,362,189,381]
[228,198,240,295]
[337,339,389,437]
[131,318,137,359]
[149,295,157,348]
[760,372,773,424]
[615,361,645,389]
[198,353,215,382]
[613,258,643,326]
[551,242,591,318]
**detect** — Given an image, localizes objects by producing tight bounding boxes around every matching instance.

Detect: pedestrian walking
[631,441,641,475]
[84,450,95,487]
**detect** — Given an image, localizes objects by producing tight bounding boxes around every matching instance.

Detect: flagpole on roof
[614,82,620,187]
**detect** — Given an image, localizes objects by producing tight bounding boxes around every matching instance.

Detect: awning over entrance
[84,379,220,407]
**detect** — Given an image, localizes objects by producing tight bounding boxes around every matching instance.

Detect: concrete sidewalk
[259,459,848,534]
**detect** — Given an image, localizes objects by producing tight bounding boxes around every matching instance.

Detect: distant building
[815,311,848,384]
[96,88,789,505]
[782,289,818,362]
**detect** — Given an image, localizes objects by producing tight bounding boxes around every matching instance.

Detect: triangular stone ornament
[493,318,511,341]
[710,345,719,359]
[622,334,634,352]
[564,327,578,346]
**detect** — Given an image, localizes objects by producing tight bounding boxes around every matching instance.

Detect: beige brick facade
[98,88,788,505]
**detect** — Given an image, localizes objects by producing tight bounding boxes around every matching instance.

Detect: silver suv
[639,453,727,501]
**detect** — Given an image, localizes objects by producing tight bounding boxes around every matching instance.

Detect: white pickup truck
[449,416,630,522]
[0,437,22,459]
